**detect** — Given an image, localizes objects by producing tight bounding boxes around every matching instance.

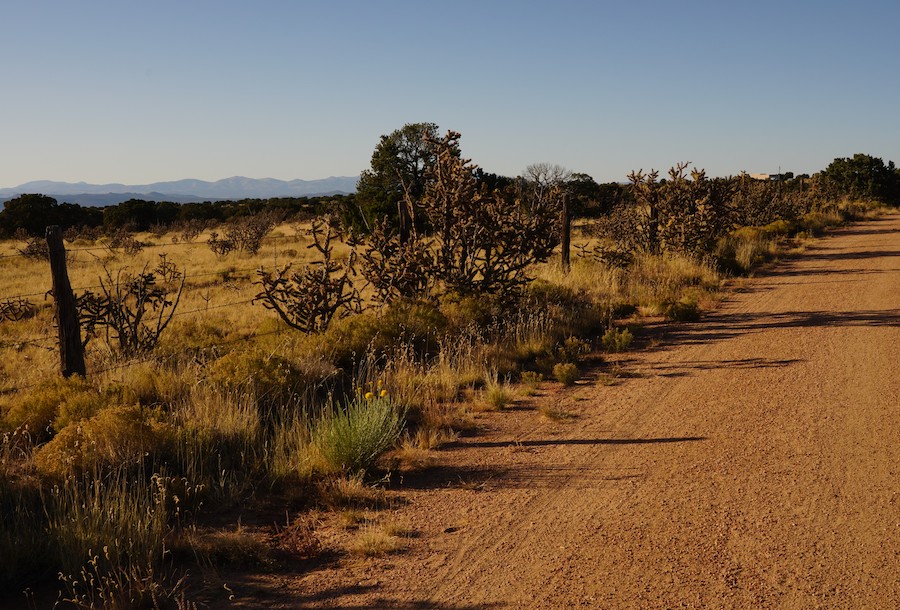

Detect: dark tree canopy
[819,153,900,203]
[355,122,445,239]
[0,194,102,237]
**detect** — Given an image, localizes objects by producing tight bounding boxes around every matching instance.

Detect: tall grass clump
[482,370,513,410]
[715,228,777,275]
[174,387,263,502]
[312,395,405,475]
[48,467,185,608]
[625,253,721,315]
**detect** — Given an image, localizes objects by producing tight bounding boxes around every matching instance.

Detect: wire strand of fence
[0,325,287,395]
[1,266,266,302]
[170,298,256,318]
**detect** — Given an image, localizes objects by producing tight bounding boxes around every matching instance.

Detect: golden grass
[351,520,407,557]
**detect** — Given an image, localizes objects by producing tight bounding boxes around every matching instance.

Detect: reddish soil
[233,214,900,608]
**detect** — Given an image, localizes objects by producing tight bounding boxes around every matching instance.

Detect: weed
[482,370,513,410]
[665,297,701,322]
[553,362,580,386]
[352,521,405,557]
[318,473,387,510]
[601,327,634,353]
[519,371,543,396]
[538,405,575,421]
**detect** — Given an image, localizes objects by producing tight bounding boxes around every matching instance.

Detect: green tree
[819,153,900,203]
[0,194,59,236]
[355,122,442,242]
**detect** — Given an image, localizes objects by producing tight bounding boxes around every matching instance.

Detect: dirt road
[280,215,900,608]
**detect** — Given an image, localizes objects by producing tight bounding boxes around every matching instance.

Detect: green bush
[601,327,634,353]
[312,396,404,475]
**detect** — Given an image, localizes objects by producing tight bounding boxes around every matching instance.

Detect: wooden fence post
[45,225,86,377]
[560,191,571,272]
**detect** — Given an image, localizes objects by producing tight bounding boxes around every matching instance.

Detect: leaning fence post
[45,225,86,377]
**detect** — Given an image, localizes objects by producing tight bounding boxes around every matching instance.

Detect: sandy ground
[237,214,900,609]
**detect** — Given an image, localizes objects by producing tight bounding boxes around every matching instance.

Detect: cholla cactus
[255,216,361,333]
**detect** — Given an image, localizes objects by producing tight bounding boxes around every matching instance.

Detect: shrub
[78,260,184,357]
[34,405,175,478]
[557,337,590,363]
[255,216,361,334]
[312,395,404,475]
[665,297,701,322]
[520,371,543,396]
[206,347,329,416]
[552,362,579,386]
[3,377,103,442]
[321,299,448,368]
[601,327,634,353]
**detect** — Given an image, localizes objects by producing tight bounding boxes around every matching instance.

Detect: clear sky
[2,0,899,187]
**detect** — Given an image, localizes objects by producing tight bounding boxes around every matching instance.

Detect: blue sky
[2,1,899,187]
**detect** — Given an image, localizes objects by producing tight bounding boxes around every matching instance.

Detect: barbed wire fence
[0,230,307,395]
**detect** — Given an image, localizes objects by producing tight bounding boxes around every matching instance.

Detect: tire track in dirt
[288,214,900,609]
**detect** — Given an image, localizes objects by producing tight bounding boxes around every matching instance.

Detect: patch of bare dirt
[230,214,900,609]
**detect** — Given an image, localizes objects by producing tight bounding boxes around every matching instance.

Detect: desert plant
[351,217,437,305]
[2,376,104,442]
[16,236,49,260]
[483,370,513,410]
[312,395,404,475]
[623,163,737,256]
[50,469,183,608]
[255,216,362,333]
[0,297,36,321]
[351,521,405,556]
[520,371,543,396]
[208,214,277,255]
[105,229,146,256]
[552,362,579,386]
[601,327,633,353]
[665,297,701,322]
[78,259,185,357]
[415,131,558,296]
[34,405,176,478]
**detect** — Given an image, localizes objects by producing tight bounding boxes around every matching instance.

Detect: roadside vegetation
[1,126,897,607]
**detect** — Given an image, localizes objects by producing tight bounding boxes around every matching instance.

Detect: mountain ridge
[0,176,359,206]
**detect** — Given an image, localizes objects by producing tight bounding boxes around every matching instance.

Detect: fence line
[1,323,287,395]
[2,266,265,303]
[0,233,303,260]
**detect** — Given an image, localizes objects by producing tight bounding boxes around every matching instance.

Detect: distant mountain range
[0,176,359,206]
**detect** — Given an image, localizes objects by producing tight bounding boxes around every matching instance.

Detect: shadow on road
[464,436,707,449]
[238,579,502,609]
[645,308,900,351]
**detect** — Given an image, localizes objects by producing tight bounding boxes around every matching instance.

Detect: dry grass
[351,520,407,557]
[538,404,575,422]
